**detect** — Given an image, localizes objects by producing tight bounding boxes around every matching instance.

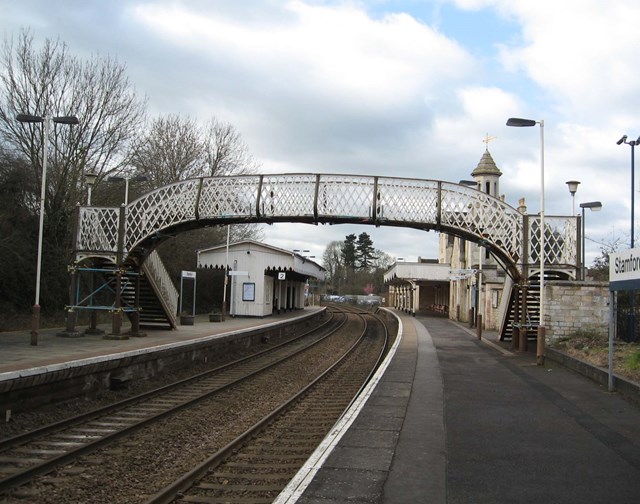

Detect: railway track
[0,309,351,497]
[146,306,390,504]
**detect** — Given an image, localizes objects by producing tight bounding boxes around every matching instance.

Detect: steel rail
[145,309,389,504]
[0,310,347,495]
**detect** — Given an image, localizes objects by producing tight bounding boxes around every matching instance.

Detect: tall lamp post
[579,201,602,280]
[16,113,79,345]
[617,135,640,341]
[566,180,580,215]
[616,135,640,247]
[507,116,546,365]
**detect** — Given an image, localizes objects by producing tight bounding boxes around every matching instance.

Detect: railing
[142,250,178,327]
[526,215,579,275]
[74,174,578,280]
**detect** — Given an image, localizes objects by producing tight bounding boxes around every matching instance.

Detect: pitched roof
[471,149,502,177]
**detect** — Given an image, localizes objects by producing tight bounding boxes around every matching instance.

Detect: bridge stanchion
[519,286,528,352]
[476,315,482,340]
[105,270,129,340]
[512,325,520,350]
[57,265,82,338]
[129,310,146,338]
[519,325,528,352]
[537,326,546,365]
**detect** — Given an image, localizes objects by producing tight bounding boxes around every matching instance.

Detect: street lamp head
[108,174,149,183]
[566,180,580,196]
[52,116,79,125]
[617,135,628,145]
[459,179,477,187]
[16,114,79,125]
[85,172,98,187]
[16,114,44,124]
[579,201,603,211]
[506,117,538,127]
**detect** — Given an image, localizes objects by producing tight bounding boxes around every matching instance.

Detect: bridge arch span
[74,173,577,282]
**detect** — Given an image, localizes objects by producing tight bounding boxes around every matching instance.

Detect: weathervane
[483,133,497,148]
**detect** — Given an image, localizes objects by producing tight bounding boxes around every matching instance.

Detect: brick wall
[545,280,609,343]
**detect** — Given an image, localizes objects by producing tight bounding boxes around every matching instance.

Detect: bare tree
[129,114,203,186]
[0,30,146,208]
[202,118,259,176]
[129,114,260,184]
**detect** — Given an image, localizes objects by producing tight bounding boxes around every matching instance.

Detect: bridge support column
[519,285,528,352]
[57,265,81,338]
[128,271,146,337]
[84,270,104,336]
[537,326,546,365]
[511,286,520,350]
[105,269,129,340]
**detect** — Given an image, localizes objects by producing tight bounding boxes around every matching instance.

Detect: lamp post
[85,172,98,205]
[566,180,580,215]
[16,113,79,345]
[618,135,640,341]
[579,201,602,280]
[107,174,149,205]
[617,135,640,248]
[507,116,546,365]
[222,224,230,321]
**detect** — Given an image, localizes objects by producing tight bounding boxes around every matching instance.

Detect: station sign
[609,248,640,291]
[449,268,477,275]
[181,270,196,279]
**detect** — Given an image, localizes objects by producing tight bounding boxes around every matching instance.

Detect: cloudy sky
[2,0,638,265]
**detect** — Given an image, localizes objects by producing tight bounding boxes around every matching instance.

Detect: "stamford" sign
[609,248,640,291]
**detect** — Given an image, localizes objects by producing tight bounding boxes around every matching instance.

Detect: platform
[0,308,325,413]
[0,309,323,376]
[278,311,640,504]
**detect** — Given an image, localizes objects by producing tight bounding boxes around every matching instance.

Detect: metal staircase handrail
[142,250,178,328]
[498,275,514,338]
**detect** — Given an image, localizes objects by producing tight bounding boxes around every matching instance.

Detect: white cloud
[493,0,640,122]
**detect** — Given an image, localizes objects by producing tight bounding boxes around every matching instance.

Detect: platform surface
[281,312,640,504]
[0,309,321,378]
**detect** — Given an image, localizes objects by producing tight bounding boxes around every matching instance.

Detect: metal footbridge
[65,173,579,334]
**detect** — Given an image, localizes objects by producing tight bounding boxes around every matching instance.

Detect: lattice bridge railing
[74,173,578,280]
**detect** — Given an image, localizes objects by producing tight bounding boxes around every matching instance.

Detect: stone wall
[545,280,609,343]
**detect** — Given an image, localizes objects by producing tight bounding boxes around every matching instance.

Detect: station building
[197,240,325,317]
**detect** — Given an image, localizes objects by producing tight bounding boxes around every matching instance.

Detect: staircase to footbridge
[64,173,580,336]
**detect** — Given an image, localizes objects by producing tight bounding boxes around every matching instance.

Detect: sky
[2,0,638,267]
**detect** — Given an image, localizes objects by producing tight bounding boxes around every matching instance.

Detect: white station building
[197,240,326,318]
